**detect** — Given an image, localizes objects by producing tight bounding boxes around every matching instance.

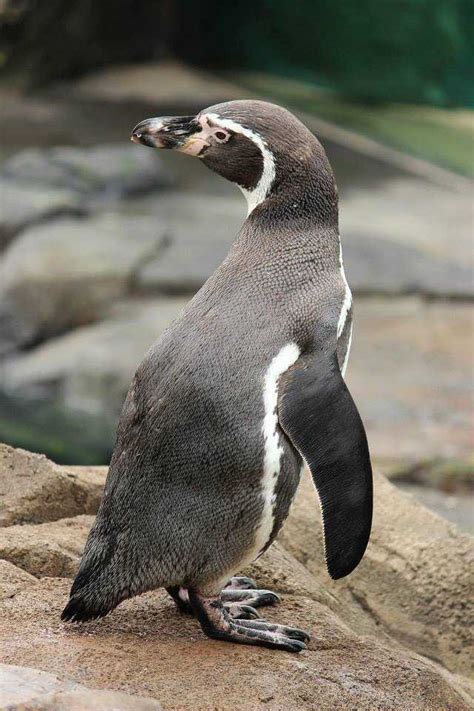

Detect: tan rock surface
[0,560,471,710]
[0,664,162,710]
[0,560,37,600]
[0,446,472,709]
[0,444,106,526]
[0,515,93,578]
[280,469,474,676]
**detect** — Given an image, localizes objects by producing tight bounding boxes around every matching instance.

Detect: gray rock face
[2,144,171,198]
[2,297,187,421]
[0,180,85,250]
[136,192,245,293]
[344,233,474,298]
[347,297,474,462]
[0,444,106,527]
[130,188,474,299]
[0,214,166,354]
[0,664,162,710]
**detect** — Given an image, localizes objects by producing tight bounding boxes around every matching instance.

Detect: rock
[339,177,474,277]
[133,186,473,297]
[0,180,85,250]
[0,214,166,353]
[0,444,106,526]
[2,297,188,422]
[136,192,245,293]
[0,515,93,577]
[347,297,474,462]
[0,560,37,600]
[0,562,471,709]
[2,144,171,198]
[4,296,471,466]
[0,664,162,709]
[72,60,240,107]
[0,445,472,707]
[397,483,474,535]
[280,469,474,677]
[344,233,474,299]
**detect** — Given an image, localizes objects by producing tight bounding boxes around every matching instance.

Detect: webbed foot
[188,589,309,652]
[167,579,280,620]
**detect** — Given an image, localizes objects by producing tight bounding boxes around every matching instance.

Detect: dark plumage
[63,101,372,652]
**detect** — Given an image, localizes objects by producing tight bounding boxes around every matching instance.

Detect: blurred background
[0,1,472,529]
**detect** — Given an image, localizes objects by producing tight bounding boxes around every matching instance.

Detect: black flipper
[278,346,372,579]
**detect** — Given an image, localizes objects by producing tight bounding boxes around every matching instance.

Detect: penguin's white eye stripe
[202,113,276,215]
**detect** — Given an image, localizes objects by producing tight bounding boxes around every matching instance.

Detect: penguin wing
[278,346,372,579]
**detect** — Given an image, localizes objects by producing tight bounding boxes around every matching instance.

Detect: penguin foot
[221,590,280,620]
[167,583,278,618]
[188,590,308,652]
[225,576,257,590]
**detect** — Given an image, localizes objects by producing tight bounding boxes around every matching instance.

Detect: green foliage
[2,1,473,104]
[237,73,474,176]
[180,0,474,107]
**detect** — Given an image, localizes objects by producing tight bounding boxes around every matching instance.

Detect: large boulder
[0,559,37,600]
[280,469,474,677]
[343,233,474,299]
[0,552,471,710]
[0,445,472,708]
[0,444,106,526]
[347,297,474,463]
[0,515,93,578]
[0,180,85,250]
[1,144,171,198]
[0,214,166,354]
[136,192,245,293]
[2,297,187,422]
[1,664,162,710]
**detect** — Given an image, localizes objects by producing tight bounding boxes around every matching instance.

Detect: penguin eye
[214,130,230,143]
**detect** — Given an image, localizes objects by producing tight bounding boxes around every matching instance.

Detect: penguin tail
[61,581,116,622]
[61,565,121,623]
[61,522,128,623]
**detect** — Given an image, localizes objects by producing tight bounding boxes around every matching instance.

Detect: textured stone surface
[2,297,187,420]
[136,192,245,293]
[0,559,37,600]
[2,144,170,197]
[0,664,162,710]
[0,213,165,353]
[0,515,93,578]
[0,446,472,709]
[0,180,84,249]
[347,297,474,462]
[280,469,474,677]
[343,233,474,299]
[0,444,106,526]
[0,556,471,710]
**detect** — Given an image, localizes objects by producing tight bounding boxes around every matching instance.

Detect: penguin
[62,101,372,653]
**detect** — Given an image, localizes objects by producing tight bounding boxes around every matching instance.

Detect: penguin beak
[131,116,209,156]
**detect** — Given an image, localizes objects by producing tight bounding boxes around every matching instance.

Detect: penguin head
[131,100,335,215]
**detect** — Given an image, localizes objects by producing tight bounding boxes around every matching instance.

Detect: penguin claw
[236,618,311,644]
[220,588,281,608]
[226,603,261,620]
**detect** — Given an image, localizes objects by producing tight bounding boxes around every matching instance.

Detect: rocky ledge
[0,443,473,710]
